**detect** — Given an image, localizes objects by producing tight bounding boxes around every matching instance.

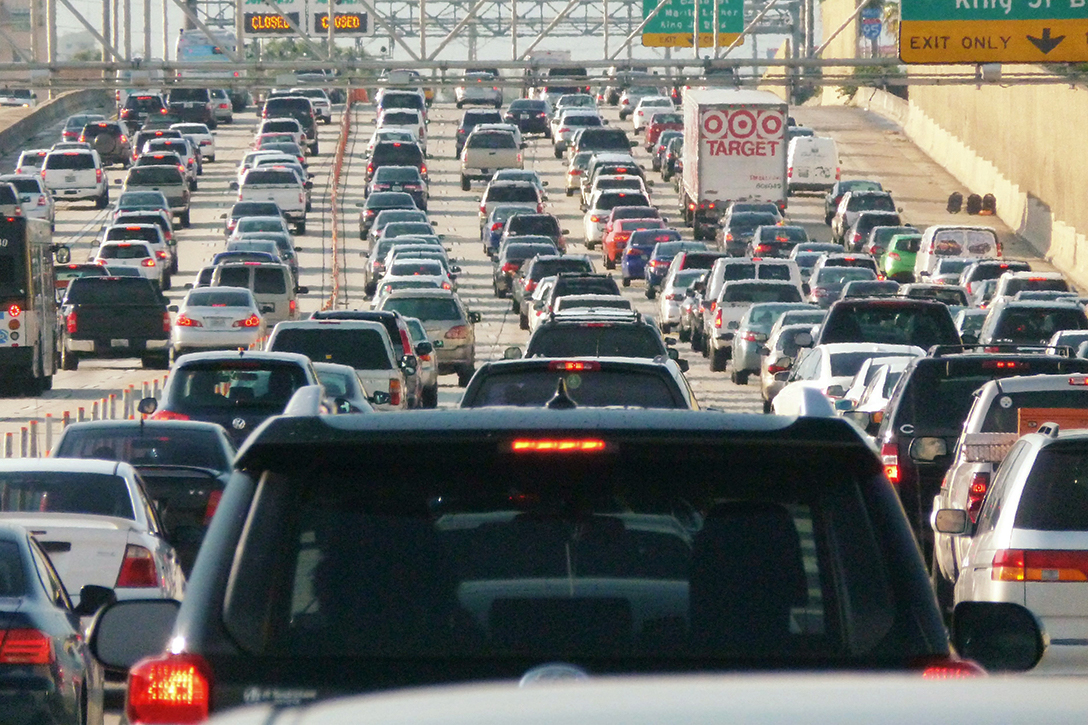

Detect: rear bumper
[66,337,168,355]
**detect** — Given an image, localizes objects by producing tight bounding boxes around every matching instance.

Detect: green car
[882,233,922,282]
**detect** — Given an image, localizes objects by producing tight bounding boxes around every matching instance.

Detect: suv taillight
[163,311,171,333]
[0,629,54,664]
[881,440,899,483]
[967,471,990,523]
[389,378,401,407]
[96,168,103,183]
[65,311,77,333]
[714,307,723,328]
[127,652,212,725]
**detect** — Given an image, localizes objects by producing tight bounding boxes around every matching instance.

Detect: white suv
[41,149,109,207]
[934,421,1088,673]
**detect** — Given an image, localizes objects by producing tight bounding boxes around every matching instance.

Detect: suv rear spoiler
[927,343,1077,358]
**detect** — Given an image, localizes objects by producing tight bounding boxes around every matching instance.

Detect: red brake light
[127,652,212,725]
[96,168,103,183]
[445,325,469,340]
[389,378,401,407]
[151,409,190,421]
[967,472,990,523]
[175,314,200,328]
[548,361,600,372]
[512,439,606,452]
[982,360,1029,370]
[116,544,159,588]
[714,307,723,328]
[7,304,20,318]
[918,658,984,678]
[992,549,1025,581]
[142,258,156,267]
[65,311,77,333]
[881,441,899,483]
[0,629,54,664]
[501,262,519,273]
[994,549,1088,582]
[233,314,261,328]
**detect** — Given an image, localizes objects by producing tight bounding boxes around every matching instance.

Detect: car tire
[180,210,191,228]
[161,273,171,291]
[645,286,656,300]
[60,346,78,371]
[460,175,471,191]
[554,147,562,159]
[690,329,702,352]
[566,188,573,197]
[457,366,474,387]
[622,277,630,287]
[296,222,306,235]
[190,179,198,192]
[510,298,520,313]
[94,190,108,209]
[762,398,772,414]
[456,101,464,109]
[422,385,438,408]
[678,326,690,343]
[709,348,727,372]
[731,369,749,385]
[312,142,319,155]
[519,313,529,330]
[931,558,955,621]
[604,255,615,270]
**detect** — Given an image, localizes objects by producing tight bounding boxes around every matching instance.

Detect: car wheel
[180,211,191,228]
[566,188,573,197]
[460,175,470,191]
[161,273,171,291]
[312,142,320,155]
[709,348,727,372]
[554,147,562,159]
[60,345,78,371]
[731,369,749,386]
[762,398,772,414]
[422,385,438,408]
[645,286,656,300]
[190,179,198,192]
[622,277,630,287]
[296,222,306,235]
[456,101,463,109]
[678,325,690,343]
[604,255,615,270]
[931,557,955,621]
[94,190,108,209]
[457,366,474,387]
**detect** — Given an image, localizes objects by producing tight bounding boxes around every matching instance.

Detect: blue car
[481,203,538,257]
[0,523,110,725]
[643,238,708,298]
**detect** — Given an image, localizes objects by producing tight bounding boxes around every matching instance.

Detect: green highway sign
[642,0,743,48]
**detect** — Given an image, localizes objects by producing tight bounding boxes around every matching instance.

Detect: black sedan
[0,523,110,725]
[503,99,551,136]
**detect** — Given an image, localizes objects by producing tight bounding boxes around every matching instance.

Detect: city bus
[0,216,65,394]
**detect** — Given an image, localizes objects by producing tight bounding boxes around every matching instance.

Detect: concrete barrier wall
[0,89,113,157]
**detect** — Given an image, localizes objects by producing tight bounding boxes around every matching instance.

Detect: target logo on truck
[700,107,785,157]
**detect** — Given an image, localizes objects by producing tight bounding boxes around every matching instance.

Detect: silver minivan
[209,262,307,327]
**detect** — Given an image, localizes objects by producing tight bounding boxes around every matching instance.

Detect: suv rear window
[981,389,1088,432]
[487,185,537,203]
[271,328,393,370]
[254,268,288,294]
[468,132,516,150]
[721,284,802,304]
[127,167,183,184]
[45,153,94,170]
[469,369,681,408]
[244,171,300,186]
[169,89,210,102]
[0,186,17,205]
[65,277,160,304]
[1015,443,1088,531]
[992,306,1087,343]
[596,193,650,211]
[847,194,895,212]
[820,303,957,348]
[529,325,664,358]
[221,438,918,662]
[98,244,150,260]
[529,258,592,280]
[371,143,424,165]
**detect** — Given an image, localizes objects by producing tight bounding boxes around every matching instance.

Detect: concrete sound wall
[849,79,1088,287]
[0,89,113,157]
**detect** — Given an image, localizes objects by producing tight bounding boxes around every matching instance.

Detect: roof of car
[381,288,459,299]
[173,350,313,367]
[0,457,126,474]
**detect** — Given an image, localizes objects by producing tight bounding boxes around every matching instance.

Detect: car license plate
[110,339,129,348]
[206,318,227,328]
[65,175,75,183]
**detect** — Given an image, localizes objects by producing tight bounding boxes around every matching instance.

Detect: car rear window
[171,362,308,414]
[188,290,253,307]
[468,368,682,408]
[821,304,957,348]
[816,268,878,285]
[244,171,300,186]
[529,326,664,358]
[0,541,25,596]
[127,167,183,185]
[0,472,134,519]
[371,144,424,165]
[54,428,228,470]
[221,437,925,664]
[1003,277,1070,295]
[847,194,895,212]
[382,112,420,125]
[596,194,650,211]
[530,258,592,280]
[487,186,538,204]
[390,260,443,277]
[382,297,462,322]
[979,389,1088,433]
[46,153,94,170]
[504,244,557,263]
[253,268,288,294]
[375,167,422,182]
[468,132,517,150]
[563,115,602,128]
[993,307,1087,343]
[1015,443,1088,531]
[106,227,158,244]
[98,244,150,260]
[169,89,210,102]
[271,328,393,371]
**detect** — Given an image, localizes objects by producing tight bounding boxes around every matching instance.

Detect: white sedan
[0,458,185,608]
[171,122,216,162]
[632,97,674,133]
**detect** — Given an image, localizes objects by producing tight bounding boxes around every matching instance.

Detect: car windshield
[221,438,924,664]
[469,369,681,408]
[55,429,229,470]
[382,297,462,322]
[0,472,134,519]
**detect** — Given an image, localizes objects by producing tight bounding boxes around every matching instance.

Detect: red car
[644,112,683,150]
[602,218,665,270]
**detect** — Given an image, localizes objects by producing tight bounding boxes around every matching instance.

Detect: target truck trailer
[680,89,789,241]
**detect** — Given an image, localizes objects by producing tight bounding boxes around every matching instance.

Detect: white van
[787,136,839,194]
[913,225,1000,280]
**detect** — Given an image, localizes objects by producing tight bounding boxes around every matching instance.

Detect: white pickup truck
[233,166,308,234]
[460,128,522,190]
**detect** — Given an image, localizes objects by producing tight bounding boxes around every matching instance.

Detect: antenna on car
[545,378,578,410]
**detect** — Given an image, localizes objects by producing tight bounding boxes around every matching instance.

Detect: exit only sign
[900,0,1088,63]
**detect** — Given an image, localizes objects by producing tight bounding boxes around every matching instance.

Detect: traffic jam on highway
[1,66,1088,725]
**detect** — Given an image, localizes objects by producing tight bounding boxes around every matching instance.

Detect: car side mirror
[295,286,309,294]
[909,436,949,462]
[646,180,654,187]
[759,345,771,356]
[137,397,158,415]
[677,358,689,373]
[666,347,679,361]
[951,602,1045,672]
[294,246,302,252]
[88,599,180,671]
[561,229,570,235]
[400,354,418,370]
[795,331,814,347]
[664,337,677,345]
[53,245,71,264]
[933,508,970,535]
[304,180,313,189]
[773,371,791,382]
[629,140,638,147]
[468,311,482,324]
[167,304,178,312]
[961,332,979,346]
[113,178,122,185]
[451,265,462,274]
[503,346,523,360]
[825,384,846,398]
[73,584,115,616]
[414,341,434,356]
[368,390,391,406]
[842,410,870,428]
